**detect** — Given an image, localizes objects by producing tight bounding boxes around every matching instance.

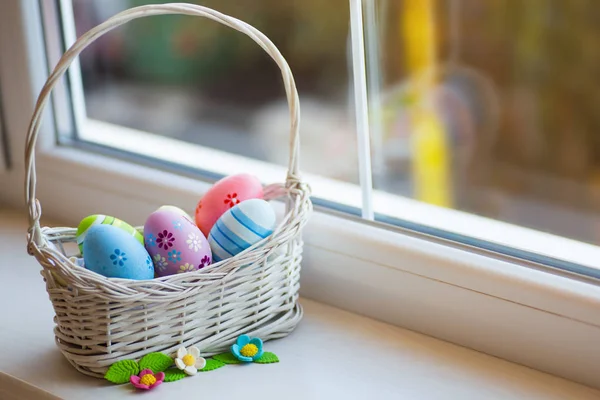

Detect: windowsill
[1,209,599,399]
[6,142,600,387]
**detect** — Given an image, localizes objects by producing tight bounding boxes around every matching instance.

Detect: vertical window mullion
[364,0,384,184]
[349,0,374,220]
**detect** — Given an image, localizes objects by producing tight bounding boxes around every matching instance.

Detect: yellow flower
[177,263,195,274]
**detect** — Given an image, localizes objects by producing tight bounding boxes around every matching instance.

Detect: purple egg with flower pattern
[144,209,212,277]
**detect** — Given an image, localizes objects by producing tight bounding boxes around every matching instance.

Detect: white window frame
[2,0,600,388]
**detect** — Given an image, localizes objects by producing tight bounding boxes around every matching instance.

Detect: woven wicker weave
[24,3,311,378]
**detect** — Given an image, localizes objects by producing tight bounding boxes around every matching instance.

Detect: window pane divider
[349,0,374,220]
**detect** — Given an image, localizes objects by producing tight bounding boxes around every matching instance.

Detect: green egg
[76,214,143,254]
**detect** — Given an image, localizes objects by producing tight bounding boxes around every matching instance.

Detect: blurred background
[71,0,600,244]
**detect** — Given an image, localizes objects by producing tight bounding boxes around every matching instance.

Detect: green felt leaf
[199,358,226,372]
[139,352,173,373]
[213,352,242,364]
[104,360,140,384]
[255,352,279,364]
[163,369,186,382]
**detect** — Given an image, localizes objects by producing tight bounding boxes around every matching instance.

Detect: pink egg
[144,210,212,277]
[195,174,263,237]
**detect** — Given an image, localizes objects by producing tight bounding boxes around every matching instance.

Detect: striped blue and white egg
[208,199,276,262]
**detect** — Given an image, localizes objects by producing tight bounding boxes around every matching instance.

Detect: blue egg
[83,224,154,280]
[208,198,276,262]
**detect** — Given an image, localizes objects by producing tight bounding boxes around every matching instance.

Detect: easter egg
[195,174,263,237]
[208,199,276,262]
[144,210,212,276]
[157,205,194,223]
[76,214,143,254]
[83,224,154,280]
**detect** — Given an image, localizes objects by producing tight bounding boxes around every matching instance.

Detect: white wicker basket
[24,3,311,379]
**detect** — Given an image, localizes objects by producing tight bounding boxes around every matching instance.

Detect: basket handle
[24,3,301,251]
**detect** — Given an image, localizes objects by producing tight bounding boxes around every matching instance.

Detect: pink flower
[130,369,164,390]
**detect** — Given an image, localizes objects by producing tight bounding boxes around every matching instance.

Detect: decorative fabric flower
[175,346,206,375]
[156,230,175,249]
[198,255,211,269]
[130,369,164,390]
[231,335,264,362]
[224,193,240,208]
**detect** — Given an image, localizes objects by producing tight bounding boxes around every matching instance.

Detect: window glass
[72,0,359,184]
[368,0,600,245]
[67,0,600,254]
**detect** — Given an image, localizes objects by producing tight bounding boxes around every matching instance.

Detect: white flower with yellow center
[174,346,206,375]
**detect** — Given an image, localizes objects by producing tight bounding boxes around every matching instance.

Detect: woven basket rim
[37,188,311,298]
